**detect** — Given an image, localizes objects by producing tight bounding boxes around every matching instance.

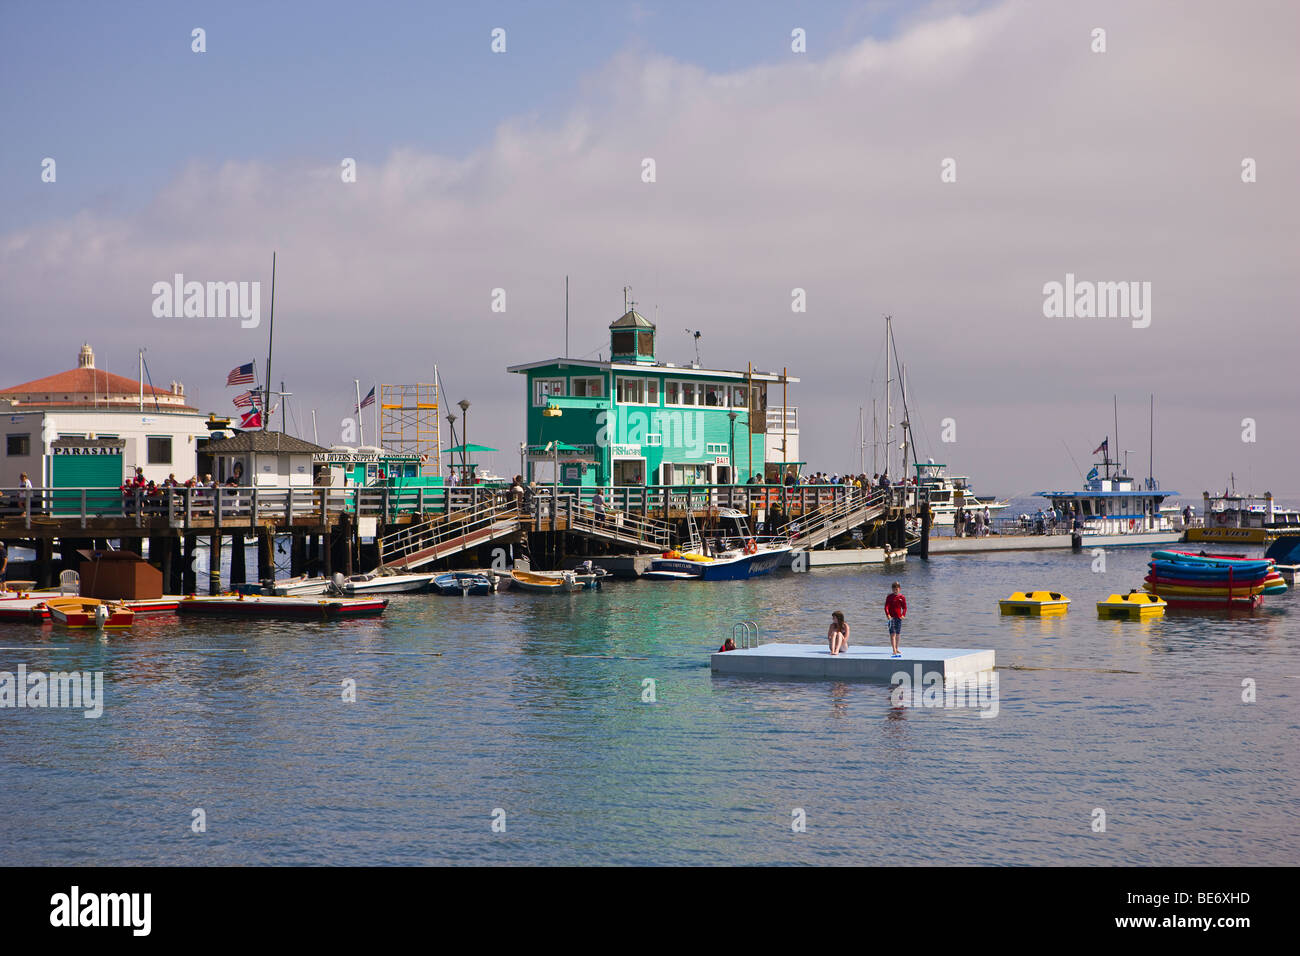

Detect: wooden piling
[208,534,222,595]
[230,531,246,585]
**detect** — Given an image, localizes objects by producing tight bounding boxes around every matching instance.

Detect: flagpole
[263,252,276,431]
[373,382,379,452]
[355,380,364,447]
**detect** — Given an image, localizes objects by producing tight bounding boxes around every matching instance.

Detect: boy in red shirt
[884,582,906,657]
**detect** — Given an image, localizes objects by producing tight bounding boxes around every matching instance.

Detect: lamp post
[458,399,471,480]
[446,412,457,484]
[519,441,526,484]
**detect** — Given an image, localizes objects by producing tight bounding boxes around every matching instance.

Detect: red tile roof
[1,367,172,397]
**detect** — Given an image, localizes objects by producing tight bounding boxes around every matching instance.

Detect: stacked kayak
[1144,552,1272,609]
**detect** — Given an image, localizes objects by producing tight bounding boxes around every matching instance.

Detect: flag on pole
[227,362,256,386]
[238,409,262,429]
[1092,438,1109,455]
[232,390,261,408]
[357,386,375,412]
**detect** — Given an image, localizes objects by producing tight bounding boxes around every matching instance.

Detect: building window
[533,378,566,406]
[6,434,31,456]
[704,384,727,407]
[645,433,663,446]
[571,377,603,397]
[147,436,172,464]
[730,385,747,407]
[667,381,700,406]
[706,443,729,456]
[611,330,636,355]
[616,377,657,405]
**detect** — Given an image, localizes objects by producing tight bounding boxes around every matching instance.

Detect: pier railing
[0,481,922,532]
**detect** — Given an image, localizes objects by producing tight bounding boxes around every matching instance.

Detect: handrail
[732,621,759,648]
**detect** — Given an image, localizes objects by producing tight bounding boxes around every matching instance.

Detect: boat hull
[649,546,791,581]
[179,595,388,618]
[45,598,134,628]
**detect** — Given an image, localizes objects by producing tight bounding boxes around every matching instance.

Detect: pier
[1,480,927,587]
[711,642,995,681]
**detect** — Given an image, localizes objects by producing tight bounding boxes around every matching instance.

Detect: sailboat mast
[872,399,878,474]
[1148,393,1154,488]
[1113,395,1120,477]
[885,316,893,477]
[858,407,864,474]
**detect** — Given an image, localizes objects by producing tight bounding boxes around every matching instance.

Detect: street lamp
[446,412,457,483]
[727,411,738,485]
[458,399,471,479]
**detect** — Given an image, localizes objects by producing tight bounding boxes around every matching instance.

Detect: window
[6,434,31,456]
[704,384,726,407]
[147,436,172,464]
[664,381,679,405]
[611,330,636,355]
[616,378,657,405]
[706,443,729,455]
[730,385,747,407]
[667,381,700,406]
[571,377,603,398]
[645,433,663,446]
[533,378,565,406]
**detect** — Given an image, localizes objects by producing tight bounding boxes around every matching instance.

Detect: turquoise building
[508,308,799,488]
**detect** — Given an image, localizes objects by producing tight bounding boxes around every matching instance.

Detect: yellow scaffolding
[380,383,441,476]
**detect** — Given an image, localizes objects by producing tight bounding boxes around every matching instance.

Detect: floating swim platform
[710,643,994,681]
[999,591,1070,616]
[1097,592,1166,619]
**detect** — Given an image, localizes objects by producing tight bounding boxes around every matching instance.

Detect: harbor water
[1,545,1296,865]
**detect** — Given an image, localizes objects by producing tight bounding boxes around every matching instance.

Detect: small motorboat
[1097,592,1166,619]
[178,594,389,618]
[330,570,436,595]
[432,571,496,595]
[998,591,1070,616]
[45,597,135,628]
[508,569,599,593]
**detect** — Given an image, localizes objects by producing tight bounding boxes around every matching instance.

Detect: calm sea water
[1,545,1296,865]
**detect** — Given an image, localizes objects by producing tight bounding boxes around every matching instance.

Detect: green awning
[443,443,498,454]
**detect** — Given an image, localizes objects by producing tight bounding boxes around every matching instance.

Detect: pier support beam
[290,532,307,577]
[36,539,54,589]
[182,534,197,593]
[257,530,274,585]
[208,534,222,595]
[230,532,246,586]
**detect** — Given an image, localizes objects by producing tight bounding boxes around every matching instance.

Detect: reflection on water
[0,545,1296,865]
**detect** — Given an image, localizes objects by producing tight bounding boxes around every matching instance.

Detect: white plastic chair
[59,570,80,595]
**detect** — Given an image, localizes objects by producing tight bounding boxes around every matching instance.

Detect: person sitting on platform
[827,610,849,656]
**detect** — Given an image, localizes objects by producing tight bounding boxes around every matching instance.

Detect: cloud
[2,0,1297,493]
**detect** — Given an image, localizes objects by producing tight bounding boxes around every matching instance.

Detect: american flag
[227,362,255,386]
[232,390,261,408]
[357,386,375,411]
[1092,437,1109,455]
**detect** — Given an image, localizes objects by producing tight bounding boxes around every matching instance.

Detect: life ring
[1129,519,1135,530]
[744,539,758,555]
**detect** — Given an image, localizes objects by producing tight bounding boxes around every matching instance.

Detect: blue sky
[1,0,938,226]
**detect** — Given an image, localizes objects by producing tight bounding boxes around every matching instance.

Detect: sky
[2,0,1297,498]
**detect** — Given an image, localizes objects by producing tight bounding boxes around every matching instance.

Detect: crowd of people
[119,466,247,515]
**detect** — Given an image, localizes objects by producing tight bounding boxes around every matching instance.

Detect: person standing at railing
[18,473,33,514]
[593,488,608,527]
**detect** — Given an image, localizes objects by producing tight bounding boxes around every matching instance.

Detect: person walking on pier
[884,582,907,657]
[827,611,849,656]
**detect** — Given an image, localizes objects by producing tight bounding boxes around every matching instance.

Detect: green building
[508,308,799,488]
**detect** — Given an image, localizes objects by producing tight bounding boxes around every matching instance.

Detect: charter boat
[914,461,1007,521]
[646,508,792,580]
[1187,489,1300,544]
[1035,434,1181,547]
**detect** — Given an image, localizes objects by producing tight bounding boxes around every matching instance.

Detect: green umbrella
[443,443,498,454]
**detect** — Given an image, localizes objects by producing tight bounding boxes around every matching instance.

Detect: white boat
[331,570,436,594]
[265,575,332,596]
[913,461,1007,521]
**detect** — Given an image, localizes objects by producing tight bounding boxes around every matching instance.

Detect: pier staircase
[788,489,888,551]
[563,501,673,552]
[380,498,523,570]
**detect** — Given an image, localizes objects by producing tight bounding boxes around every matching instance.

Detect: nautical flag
[227,362,256,386]
[1087,467,1099,481]
[1092,437,1109,455]
[238,409,262,429]
[232,390,261,408]
[357,386,375,412]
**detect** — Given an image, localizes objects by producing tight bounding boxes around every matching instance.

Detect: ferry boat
[914,461,1007,521]
[1187,490,1300,544]
[1036,441,1181,548]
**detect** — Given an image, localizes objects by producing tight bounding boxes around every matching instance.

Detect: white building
[1,344,209,490]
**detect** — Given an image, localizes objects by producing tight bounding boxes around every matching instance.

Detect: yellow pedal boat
[1097,592,1167,619]
[999,590,1070,616]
